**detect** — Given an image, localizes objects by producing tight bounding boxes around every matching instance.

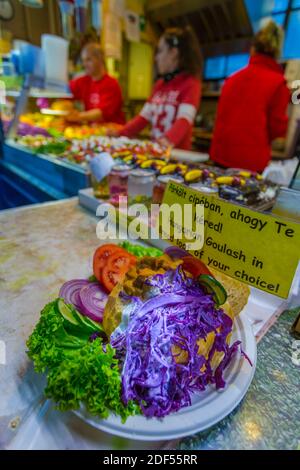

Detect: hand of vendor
[66,108,103,124]
[156,136,174,150]
[106,127,121,137]
[66,110,82,123]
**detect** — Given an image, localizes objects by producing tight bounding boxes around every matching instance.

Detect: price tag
[159,181,300,299]
[89,152,114,182]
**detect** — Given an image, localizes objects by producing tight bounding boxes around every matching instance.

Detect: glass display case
[0,87,91,209]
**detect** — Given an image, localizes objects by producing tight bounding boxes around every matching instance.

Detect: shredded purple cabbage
[111,267,246,418]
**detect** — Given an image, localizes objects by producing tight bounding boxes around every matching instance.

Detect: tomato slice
[101,266,127,292]
[107,251,136,272]
[93,244,125,282]
[95,247,137,292]
[182,256,212,278]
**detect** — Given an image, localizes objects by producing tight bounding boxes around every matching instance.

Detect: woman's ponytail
[253,20,284,59]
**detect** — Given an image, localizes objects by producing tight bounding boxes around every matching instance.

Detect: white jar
[128,170,155,199]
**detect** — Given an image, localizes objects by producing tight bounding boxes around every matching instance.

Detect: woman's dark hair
[162,26,203,77]
[253,20,284,60]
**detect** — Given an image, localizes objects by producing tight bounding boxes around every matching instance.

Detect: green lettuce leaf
[119,241,163,258]
[27,301,90,373]
[45,339,140,422]
[27,300,140,421]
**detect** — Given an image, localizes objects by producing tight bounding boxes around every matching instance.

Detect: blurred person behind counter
[210,21,291,173]
[111,26,203,150]
[67,43,125,125]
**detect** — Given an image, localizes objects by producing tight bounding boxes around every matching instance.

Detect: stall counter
[0,199,299,450]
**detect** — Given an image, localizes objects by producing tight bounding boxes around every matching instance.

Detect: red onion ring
[59,279,89,311]
[78,283,108,322]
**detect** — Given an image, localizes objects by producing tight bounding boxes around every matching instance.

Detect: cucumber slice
[79,315,103,331]
[70,307,87,326]
[56,298,103,334]
[80,314,103,333]
[54,325,87,347]
[72,308,103,332]
[198,275,227,306]
[62,319,92,340]
[56,299,80,326]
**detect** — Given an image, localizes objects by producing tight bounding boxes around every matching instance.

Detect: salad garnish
[27,242,250,422]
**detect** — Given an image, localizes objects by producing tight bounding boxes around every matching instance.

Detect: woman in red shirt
[67,43,125,125]
[211,21,290,173]
[117,27,203,150]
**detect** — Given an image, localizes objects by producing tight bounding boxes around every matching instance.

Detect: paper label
[160,182,300,299]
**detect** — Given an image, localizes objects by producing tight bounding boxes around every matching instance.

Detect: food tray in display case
[170,149,209,163]
[2,141,91,198]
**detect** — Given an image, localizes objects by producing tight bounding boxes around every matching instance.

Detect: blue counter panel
[2,143,90,197]
[0,161,69,209]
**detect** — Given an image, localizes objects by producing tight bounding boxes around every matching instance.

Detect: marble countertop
[0,199,299,450]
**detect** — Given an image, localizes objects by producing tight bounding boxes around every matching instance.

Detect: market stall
[1,0,300,456]
[2,1,300,210]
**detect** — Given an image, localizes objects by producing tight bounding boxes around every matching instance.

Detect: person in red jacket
[67,43,125,125]
[210,21,290,173]
[115,27,202,150]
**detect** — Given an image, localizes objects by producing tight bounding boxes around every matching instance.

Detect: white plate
[74,314,256,441]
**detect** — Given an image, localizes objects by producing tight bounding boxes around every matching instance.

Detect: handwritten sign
[160,182,300,299]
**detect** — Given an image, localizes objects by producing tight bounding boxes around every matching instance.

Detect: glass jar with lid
[128,169,155,204]
[91,174,110,199]
[153,175,184,204]
[89,152,114,200]
[189,184,219,196]
[108,164,131,203]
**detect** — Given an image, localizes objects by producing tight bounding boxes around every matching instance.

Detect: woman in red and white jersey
[117,27,203,150]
